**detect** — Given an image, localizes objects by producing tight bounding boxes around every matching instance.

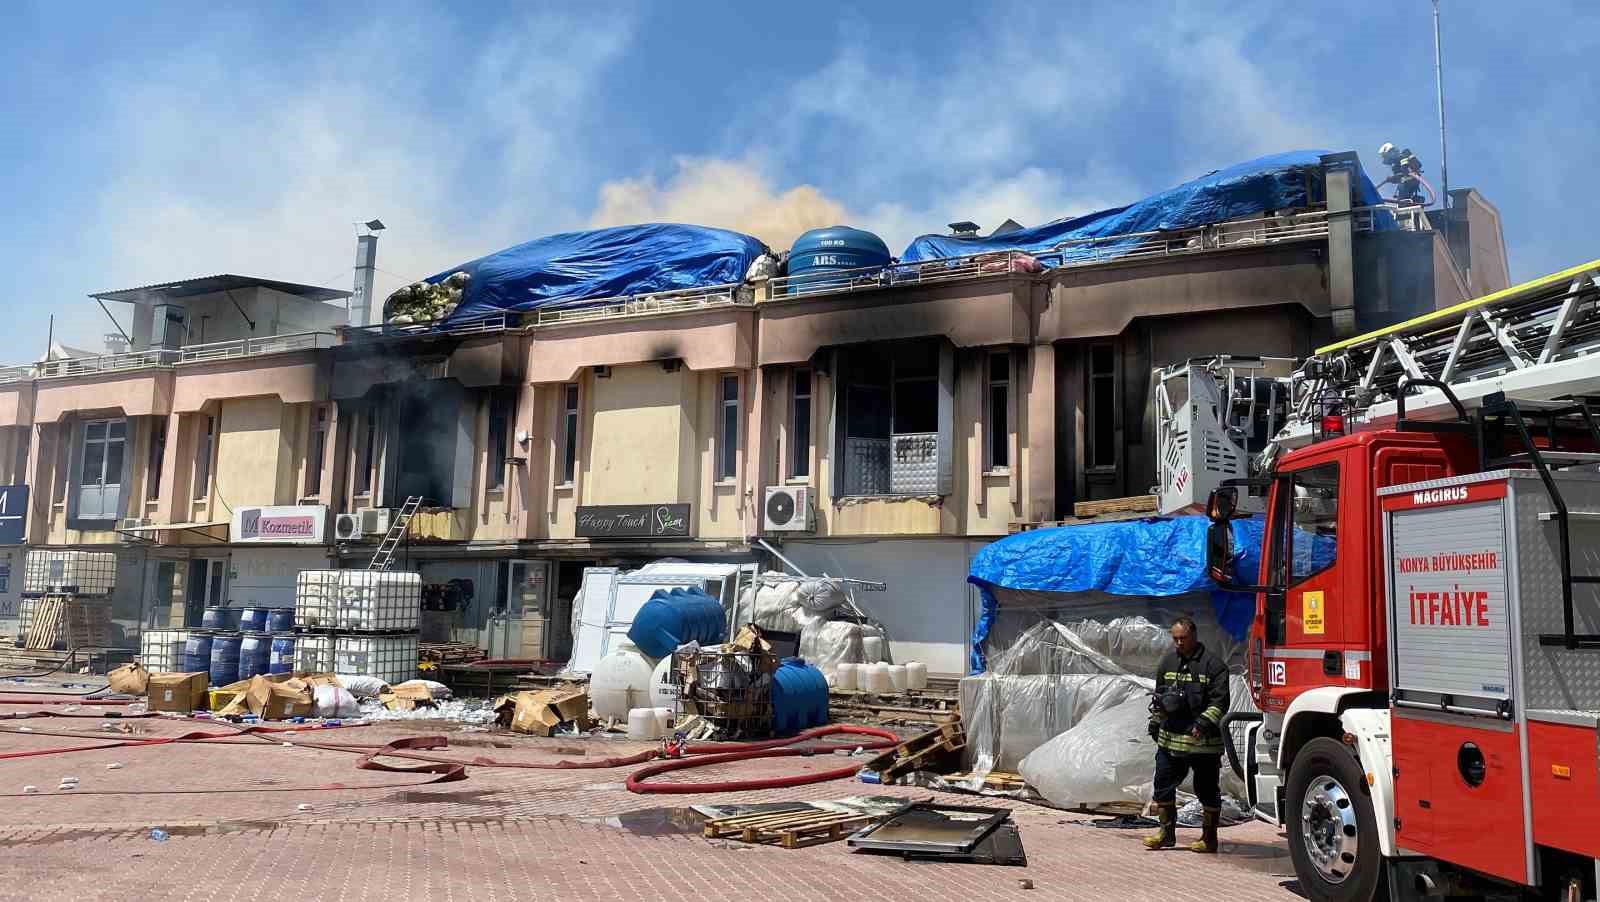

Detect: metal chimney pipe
[351,234,379,327]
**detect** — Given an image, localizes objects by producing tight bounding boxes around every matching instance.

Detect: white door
[77,419,127,521]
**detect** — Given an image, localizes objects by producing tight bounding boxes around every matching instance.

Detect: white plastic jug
[863,662,892,694]
[627,707,662,740]
[862,635,885,663]
[905,661,929,690]
[834,662,859,691]
[886,664,907,692]
[653,706,674,735]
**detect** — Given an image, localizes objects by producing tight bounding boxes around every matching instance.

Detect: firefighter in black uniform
[1143,616,1230,853]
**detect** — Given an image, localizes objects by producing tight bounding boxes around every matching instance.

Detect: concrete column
[323,401,346,509]
[1322,152,1359,339]
[156,412,186,526]
[1025,343,1057,523]
[24,424,52,543]
[741,366,767,538]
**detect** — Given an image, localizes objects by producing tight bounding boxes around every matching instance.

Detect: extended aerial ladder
[1157,258,1600,514]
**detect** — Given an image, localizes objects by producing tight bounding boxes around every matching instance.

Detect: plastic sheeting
[902,150,1387,262]
[741,575,884,679]
[428,223,768,322]
[967,516,1264,672]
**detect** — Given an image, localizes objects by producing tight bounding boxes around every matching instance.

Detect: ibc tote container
[335,634,418,685]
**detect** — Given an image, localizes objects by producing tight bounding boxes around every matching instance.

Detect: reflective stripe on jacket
[1149,643,1230,756]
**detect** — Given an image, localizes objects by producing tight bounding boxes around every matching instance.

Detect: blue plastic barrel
[786,226,891,295]
[269,636,296,675]
[239,607,269,634]
[627,587,726,659]
[209,632,242,687]
[200,607,225,630]
[770,657,829,736]
[267,608,295,632]
[183,630,215,674]
[238,632,271,680]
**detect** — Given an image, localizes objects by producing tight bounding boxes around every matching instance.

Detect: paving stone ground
[0,691,1304,901]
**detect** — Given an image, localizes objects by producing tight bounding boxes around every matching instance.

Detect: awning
[115,520,229,545]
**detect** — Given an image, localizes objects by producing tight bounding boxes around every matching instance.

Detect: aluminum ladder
[367,495,423,571]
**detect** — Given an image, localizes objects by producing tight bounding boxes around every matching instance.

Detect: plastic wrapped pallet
[961,672,1153,773]
[1019,697,1164,806]
[798,620,866,681]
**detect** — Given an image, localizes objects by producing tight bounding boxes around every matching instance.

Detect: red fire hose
[626,724,899,794]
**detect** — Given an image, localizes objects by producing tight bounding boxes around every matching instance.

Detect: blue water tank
[239,607,270,633]
[771,658,829,736]
[239,632,271,680]
[200,607,226,630]
[267,608,295,632]
[627,587,726,659]
[786,226,891,294]
[209,632,242,687]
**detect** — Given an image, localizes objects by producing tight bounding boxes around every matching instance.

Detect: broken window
[987,352,1010,470]
[1087,344,1116,470]
[836,340,954,497]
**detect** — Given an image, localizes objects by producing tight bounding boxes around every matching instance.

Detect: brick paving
[0,697,1304,901]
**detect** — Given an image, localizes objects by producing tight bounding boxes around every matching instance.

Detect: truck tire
[1286,737,1386,902]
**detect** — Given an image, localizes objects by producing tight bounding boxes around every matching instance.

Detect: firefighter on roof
[1144,616,1231,853]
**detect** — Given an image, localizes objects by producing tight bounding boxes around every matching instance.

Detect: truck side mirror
[1206,519,1240,586]
[1205,486,1238,522]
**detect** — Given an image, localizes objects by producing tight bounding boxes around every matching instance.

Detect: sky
[1,1,1596,357]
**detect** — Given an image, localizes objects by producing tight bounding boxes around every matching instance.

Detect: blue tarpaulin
[966,516,1266,672]
[432,223,768,322]
[902,150,1386,263]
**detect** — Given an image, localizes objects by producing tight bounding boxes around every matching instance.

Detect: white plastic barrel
[862,635,885,663]
[863,662,891,694]
[653,706,674,734]
[627,708,661,740]
[591,640,659,721]
[905,661,929,690]
[886,664,907,691]
[833,662,859,691]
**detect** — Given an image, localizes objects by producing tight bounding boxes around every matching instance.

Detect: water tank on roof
[786,226,891,294]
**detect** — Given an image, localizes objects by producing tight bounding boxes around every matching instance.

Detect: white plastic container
[905,661,929,690]
[861,634,885,664]
[833,662,860,691]
[653,706,674,734]
[294,633,336,673]
[293,571,342,628]
[591,640,658,721]
[863,662,892,694]
[627,707,662,740]
[886,664,907,692]
[139,629,190,674]
[24,550,117,596]
[296,570,422,631]
[649,655,676,710]
[333,634,418,685]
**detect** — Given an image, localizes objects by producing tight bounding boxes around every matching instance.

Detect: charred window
[147,418,167,501]
[1087,344,1116,470]
[987,352,1010,470]
[487,391,512,491]
[304,406,327,498]
[837,340,951,496]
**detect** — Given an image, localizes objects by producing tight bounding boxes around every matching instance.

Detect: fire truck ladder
[368,495,423,571]
[1280,257,1600,449]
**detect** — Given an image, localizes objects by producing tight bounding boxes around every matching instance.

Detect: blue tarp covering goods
[966,516,1267,672]
[431,223,768,322]
[903,150,1386,263]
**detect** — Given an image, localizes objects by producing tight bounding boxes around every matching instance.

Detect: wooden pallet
[1072,494,1158,518]
[703,807,878,849]
[860,721,966,783]
[944,770,1029,792]
[23,597,112,651]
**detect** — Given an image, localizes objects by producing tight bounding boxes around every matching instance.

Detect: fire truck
[1161,258,1600,900]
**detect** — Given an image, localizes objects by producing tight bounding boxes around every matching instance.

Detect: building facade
[0,153,1508,675]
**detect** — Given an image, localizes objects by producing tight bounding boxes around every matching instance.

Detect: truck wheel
[1286,737,1386,902]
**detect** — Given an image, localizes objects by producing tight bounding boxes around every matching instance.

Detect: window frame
[486,391,512,492]
[146,418,167,501]
[191,415,215,501]
[1282,461,1341,587]
[355,407,377,497]
[1085,342,1117,472]
[717,373,740,482]
[304,405,328,499]
[986,351,1011,472]
[789,368,812,480]
[560,383,580,486]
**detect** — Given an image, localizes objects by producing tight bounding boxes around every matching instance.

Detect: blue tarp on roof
[966,516,1267,672]
[432,223,768,322]
[903,150,1385,263]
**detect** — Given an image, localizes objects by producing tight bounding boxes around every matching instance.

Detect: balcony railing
[35,349,172,379]
[179,331,334,363]
[339,313,514,342]
[532,283,750,326]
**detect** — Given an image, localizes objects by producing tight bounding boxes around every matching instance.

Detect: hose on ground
[626,724,899,794]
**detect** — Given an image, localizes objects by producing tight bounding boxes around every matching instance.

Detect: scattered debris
[107,662,150,695]
[496,686,592,736]
[105,762,123,770]
[848,801,1026,866]
[703,808,878,849]
[149,829,168,842]
[857,722,965,785]
[22,785,37,794]
[147,672,209,714]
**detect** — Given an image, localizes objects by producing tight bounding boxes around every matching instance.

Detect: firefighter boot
[1188,807,1220,853]
[1142,803,1176,850]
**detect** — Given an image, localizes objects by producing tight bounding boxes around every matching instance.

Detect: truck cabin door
[1260,455,1353,711]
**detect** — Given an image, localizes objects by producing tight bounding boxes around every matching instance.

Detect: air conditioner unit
[361,508,395,536]
[763,486,813,533]
[119,517,150,530]
[334,512,362,541]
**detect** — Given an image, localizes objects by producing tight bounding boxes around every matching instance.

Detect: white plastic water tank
[905,661,929,690]
[627,708,661,740]
[862,634,885,663]
[886,664,907,691]
[863,663,891,694]
[649,655,676,711]
[833,662,859,691]
[591,640,658,721]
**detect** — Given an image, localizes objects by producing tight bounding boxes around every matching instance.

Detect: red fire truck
[1191,260,1600,901]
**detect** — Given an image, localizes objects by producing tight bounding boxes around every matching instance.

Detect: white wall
[228,547,334,609]
[776,537,991,676]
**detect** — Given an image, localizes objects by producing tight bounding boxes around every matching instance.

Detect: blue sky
[1,1,1595,356]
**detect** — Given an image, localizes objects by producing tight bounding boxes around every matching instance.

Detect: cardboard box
[496,686,592,736]
[215,675,314,720]
[379,682,435,712]
[147,672,209,713]
[108,662,150,696]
